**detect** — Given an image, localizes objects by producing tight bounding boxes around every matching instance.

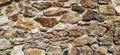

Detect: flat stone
[26,49,45,55]
[0,16,10,25]
[2,31,17,38]
[15,14,35,30]
[73,34,96,46]
[88,22,106,35]
[32,2,52,10]
[34,17,58,27]
[11,45,24,55]
[98,0,111,4]
[0,0,11,5]
[72,5,85,13]
[47,46,63,55]
[52,2,63,7]
[21,6,37,17]
[0,39,13,50]
[83,9,98,21]
[63,2,71,8]
[69,47,77,55]
[69,30,82,37]
[95,47,107,55]
[60,12,81,23]
[98,34,113,45]
[107,16,120,21]
[43,7,67,16]
[110,46,120,54]
[98,5,116,14]
[81,0,96,9]
[78,46,93,55]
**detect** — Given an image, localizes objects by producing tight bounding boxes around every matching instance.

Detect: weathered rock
[69,30,82,37]
[15,14,35,30]
[98,0,111,4]
[107,16,120,21]
[69,47,78,55]
[0,16,10,25]
[2,31,17,38]
[115,6,120,15]
[0,39,13,50]
[60,12,81,23]
[52,2,63,7]
[83,9,98,21]
[47,46,63,55]
[98,5,116,14]
[5,6,14,15]
[0,0,11,5]
[73,34,96,46]
[32,2,52,10]
[78,46,93,55]
[72,5,85,13]
[43,7,67,16]
[88,22,106,35]
[81,0,96,8]
[11,45,24,55]
[98,34,113,45]
[95,47,107,55]
[26,49,45,55]
[8,14,18,21]
[34,17,58,27]
[110,46,120,55]
[21,6,37,17]
[63,2,71,8]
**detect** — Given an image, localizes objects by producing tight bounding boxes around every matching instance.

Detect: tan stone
[69,31,82,37]
[69,47,77,55]
[98,5,108,14]
[107,16,120,21]
[73,34,95,46]
[95,47,107,55]
[43,7,67,16]
[27,49,45,55]
[60,12,81,23]
[110,46,120,54]
[15,14,35,30]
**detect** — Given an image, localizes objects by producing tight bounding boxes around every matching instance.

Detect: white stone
[0,16,10,25]
[11,45,24,55]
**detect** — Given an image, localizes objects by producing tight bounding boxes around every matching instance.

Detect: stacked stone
[0,0,120,55]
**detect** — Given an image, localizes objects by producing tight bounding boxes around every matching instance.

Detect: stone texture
[60,12,81,23]
[43,7,67,16]
[98,0,111,4]
[98,5,116,14]
[78,46,93,55]
[107,16,120,22]
[34,17,58,27]
[52,2,63,7]
[95,47,108,55]
[0,0,11,5]
[0,16,10,25]
[15,14,35,30]
[11,45,24,55]
[110,46,120,55]
[88,22,106,35]
[83,9,98,21]
[26,49,45,55]
[115,6,120,15]
[32,2,52,10]
[72,5,85,13]
[0,39,13,50]
[73,34,96,46]
[68,30,82,37]
[8,14,18,21]
[81,0,96,8]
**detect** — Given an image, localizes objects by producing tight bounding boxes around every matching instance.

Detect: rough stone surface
[60,12,81,23]
[26,49,45,55]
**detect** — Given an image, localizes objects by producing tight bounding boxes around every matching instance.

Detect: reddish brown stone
[83,9,98,21]
[52,2,63,7]
[72,5,85,13]
[69,31,82,37]
[5,6,13,15]
[34,17,58,27]
[32,2,52,10]
[8,14,18,21]
[81,0,96,9]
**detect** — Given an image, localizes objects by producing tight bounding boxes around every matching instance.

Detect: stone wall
[0,0,120,55]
